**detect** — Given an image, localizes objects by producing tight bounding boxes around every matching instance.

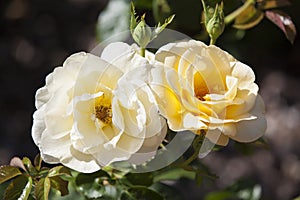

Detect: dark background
[0,0,300,199]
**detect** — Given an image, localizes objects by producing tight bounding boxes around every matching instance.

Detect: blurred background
[0,0,299,199]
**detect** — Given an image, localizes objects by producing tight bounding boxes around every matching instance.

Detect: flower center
[95,104,112,124]
[94,90,113,126]
[194,72,209,101]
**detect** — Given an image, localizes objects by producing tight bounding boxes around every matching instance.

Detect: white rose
[150,40,266,146]
[32,42,166,173]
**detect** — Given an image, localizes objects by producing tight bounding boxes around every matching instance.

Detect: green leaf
[293,196,300,200]
[125,172,154,187]
[204,191,237,200]
[75,170,110,199]
[48,166,71,178]
[120,186,163,200]
[102,184,119,199]
[22,157,37,176]
[154,168,195,182]
[34,177,51,200]
[0,165,22,184]
[151,182,185,200]
[0,181,9,199]
[3,175,33,200]
[48,181,85,200]
[75,170,110,186]
[49,176,69,196]
[34,154,42,171]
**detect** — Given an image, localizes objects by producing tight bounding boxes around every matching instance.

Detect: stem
[181,134,204,167]
[210,38,216,45]
[224,0,255,25]
[140,48,145,57]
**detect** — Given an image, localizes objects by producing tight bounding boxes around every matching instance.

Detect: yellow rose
[151,40,266,146]
[32,42,166,173]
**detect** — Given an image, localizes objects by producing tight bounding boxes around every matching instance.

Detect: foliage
[97,0,296,44]
[1,0,297,199]
[0,155,71,200]
[0,135,219,200]
[204,179,262,200]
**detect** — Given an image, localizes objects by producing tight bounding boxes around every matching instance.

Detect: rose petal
[205,129,229,146]
[230,95,267,142]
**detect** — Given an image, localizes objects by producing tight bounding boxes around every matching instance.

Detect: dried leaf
[265,10,297,43]
[233,5,264,29]
[10,157,26,171]
[257,0,291,10]
[0,165,22,184]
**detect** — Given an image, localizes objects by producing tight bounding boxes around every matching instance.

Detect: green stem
[224,0,255,25]
[140,48,145,57]
[181,134,204,167]
[210,38,216,45]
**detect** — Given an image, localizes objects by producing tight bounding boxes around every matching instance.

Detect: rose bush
[32,42,166,173]
[150,40,267,146]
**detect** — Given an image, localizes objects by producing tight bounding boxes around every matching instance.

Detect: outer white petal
[32,108,46,146]
[40,130,100,173]
[100,42,149,73]
[35,86,51,109]
[231,61,256,90]
[128,121,167,165]
[230,95,267,142]
[73,53,123,96]
[205,129,229,146]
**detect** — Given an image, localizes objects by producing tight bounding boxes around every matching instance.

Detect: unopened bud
[132,18,152,48]
[204,2,225,44]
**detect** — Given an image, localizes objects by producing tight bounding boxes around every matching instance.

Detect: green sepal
[130,1,138,34]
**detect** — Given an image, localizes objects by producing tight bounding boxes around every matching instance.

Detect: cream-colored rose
[150,40,266,146]
[32,42,166,173]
